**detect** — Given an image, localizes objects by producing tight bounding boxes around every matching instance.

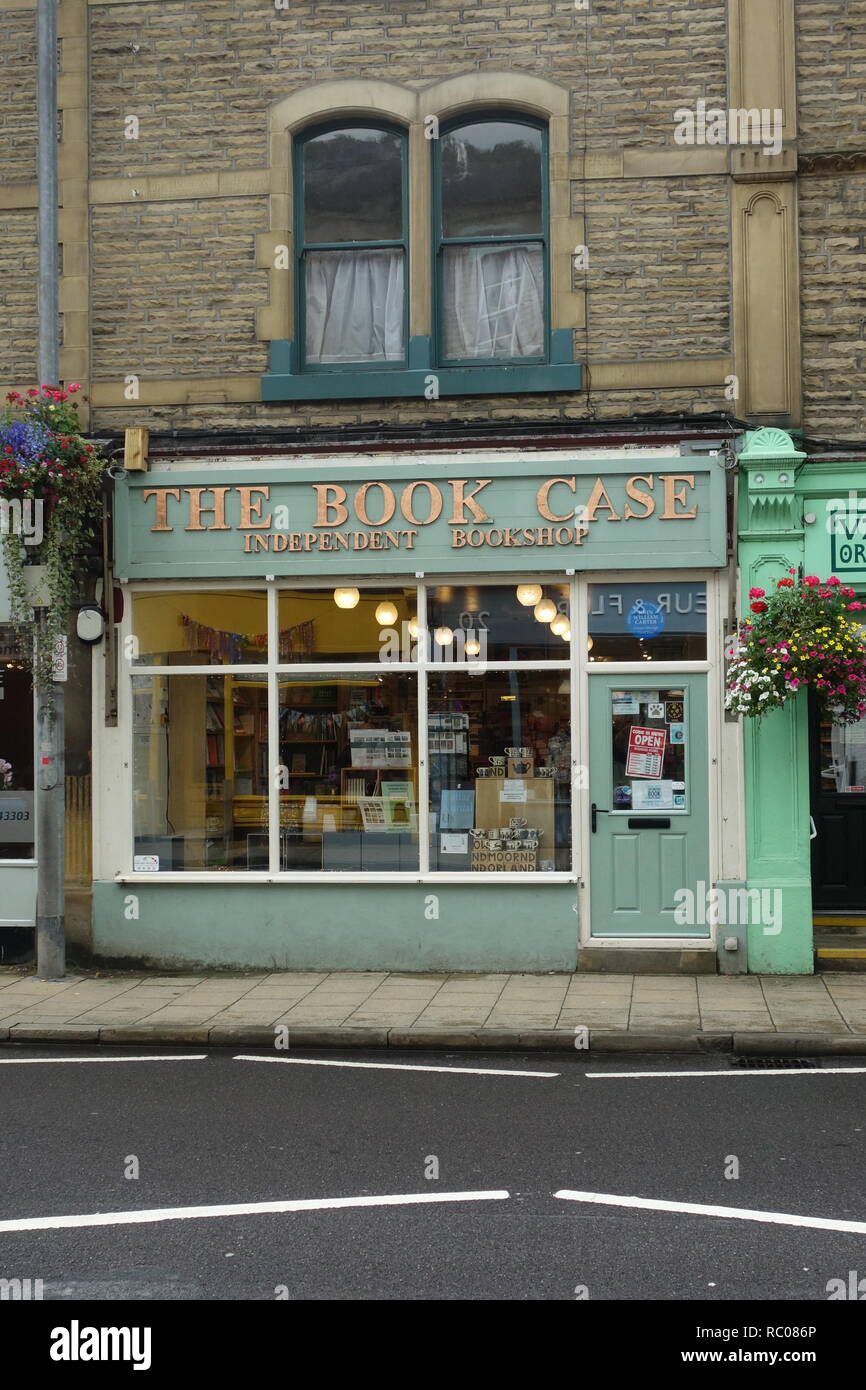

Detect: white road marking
[0,1190,510,1234]
[555,1189,866,1236]
[233,1053,558,1078]
[585,1066,866,1079]
[0,1054,208,1065]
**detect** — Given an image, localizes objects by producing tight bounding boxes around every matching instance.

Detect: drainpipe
[35,0,64,979]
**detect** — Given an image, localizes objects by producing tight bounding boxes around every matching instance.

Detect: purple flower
[0,420,51,462]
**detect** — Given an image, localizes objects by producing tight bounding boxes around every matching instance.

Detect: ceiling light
[516,583,543,607]
[533,598,557,623]
[434,626,454,646]
[374,600,398,626]
[550,614,569,637]
[333,587,360,610]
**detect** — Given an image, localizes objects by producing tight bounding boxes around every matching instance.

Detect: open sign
[626,726,667,779]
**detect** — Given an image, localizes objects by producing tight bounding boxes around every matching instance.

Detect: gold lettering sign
[141,474,700,550]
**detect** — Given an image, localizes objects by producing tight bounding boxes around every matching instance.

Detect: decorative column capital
[739,428,806,535]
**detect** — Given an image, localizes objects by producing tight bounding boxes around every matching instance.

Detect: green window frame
[433,112,550,368]
[294,120,410,373]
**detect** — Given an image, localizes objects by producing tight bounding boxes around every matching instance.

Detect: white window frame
[109,569,725,891]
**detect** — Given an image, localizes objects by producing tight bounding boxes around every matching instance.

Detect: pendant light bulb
[534,598,557,623]
[374,600,399,627]
[333,587,360,610]
[516,583,543,607]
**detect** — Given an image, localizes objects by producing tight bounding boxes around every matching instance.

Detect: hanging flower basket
[725,569,866,724]
[0,385,105,692]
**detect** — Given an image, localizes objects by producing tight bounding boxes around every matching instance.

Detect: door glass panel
[609,688,687,813]
[0,640,34,859]
[821,717,866,792]
[588,582,707,662]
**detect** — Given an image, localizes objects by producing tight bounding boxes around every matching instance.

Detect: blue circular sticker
[627,599,665,639]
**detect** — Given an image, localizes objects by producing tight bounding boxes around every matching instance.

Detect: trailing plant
[725,568,866,724]
[0,385,105,692]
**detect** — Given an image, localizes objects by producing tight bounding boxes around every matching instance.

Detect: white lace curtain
[305,249,404,364]
[304,241,544,365]
[441,243,544,359]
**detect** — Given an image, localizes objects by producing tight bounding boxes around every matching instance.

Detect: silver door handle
[810,816,817,841]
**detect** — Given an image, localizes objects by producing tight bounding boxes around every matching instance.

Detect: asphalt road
[1,1046,865,1302]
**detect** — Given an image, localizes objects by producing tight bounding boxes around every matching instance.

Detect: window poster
[625,726,667,779]
[632,780,674,810]
[440,789,475,831]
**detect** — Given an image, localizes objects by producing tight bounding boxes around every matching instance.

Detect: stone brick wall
[0,9,37,183]
[0,211,38,382]
[88,0,727,178]
[580,0,727,151]
[580,175,731,358]
[91,197,270,379]
[91,383,730,432]
[799,171,866,437]
[796,0,866,155]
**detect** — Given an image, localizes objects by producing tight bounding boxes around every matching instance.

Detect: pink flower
[803,575,821,587]
[825,576,841,587]
[749,587,766,599]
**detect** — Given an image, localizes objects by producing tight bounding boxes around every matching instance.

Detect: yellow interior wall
[133,590,416,658]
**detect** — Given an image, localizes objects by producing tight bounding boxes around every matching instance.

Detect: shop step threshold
[813,915,866,929]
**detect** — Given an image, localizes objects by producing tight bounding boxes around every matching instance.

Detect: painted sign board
[113,457,728,580]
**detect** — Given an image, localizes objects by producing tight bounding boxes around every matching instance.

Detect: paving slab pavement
[1,967,866,1052]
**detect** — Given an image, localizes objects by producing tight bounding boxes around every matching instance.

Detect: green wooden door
[588,676,710,937]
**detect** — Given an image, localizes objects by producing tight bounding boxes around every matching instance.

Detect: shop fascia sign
[114,458,727,579]
[826,491,866,575]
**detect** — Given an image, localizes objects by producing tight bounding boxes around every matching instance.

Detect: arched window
[434,114,548,364]
[295,122,408,369]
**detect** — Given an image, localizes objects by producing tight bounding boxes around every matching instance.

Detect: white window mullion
[416,584,429,874]
[267,583,279,875]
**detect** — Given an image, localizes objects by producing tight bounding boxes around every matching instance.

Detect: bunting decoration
[180,615,314,662]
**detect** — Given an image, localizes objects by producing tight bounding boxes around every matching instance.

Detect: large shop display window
[0,636,34,861]
[129,583,572,875]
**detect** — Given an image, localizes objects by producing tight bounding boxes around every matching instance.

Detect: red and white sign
[626,725,667,778]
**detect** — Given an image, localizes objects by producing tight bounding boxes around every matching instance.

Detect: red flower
[825,576,841,587]
[750,600,768,614]
[777,577,794,587]
[26,388,39,397]
[749,587,766,599]
[803,575,820,586]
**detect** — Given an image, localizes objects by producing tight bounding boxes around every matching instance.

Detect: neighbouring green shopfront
[91,446,753,973]
[738,428,866,974]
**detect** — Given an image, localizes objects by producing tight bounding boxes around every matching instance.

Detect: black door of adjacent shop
[810,700,866,911]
